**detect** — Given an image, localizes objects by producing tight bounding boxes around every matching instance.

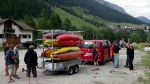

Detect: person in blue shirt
[6,44,16,83]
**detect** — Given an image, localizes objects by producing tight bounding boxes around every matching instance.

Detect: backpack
[27,52,36,65]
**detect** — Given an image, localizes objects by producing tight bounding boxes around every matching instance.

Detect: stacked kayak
[42,33,83,61]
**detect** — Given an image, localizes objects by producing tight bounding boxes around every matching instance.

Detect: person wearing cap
[4,42,10,76]
[24,45,38,84]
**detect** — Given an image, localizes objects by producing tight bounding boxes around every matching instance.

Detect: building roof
[15,22,35,31]
[0,19,9,24]
[0,18,35,31]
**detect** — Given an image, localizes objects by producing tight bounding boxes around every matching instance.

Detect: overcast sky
[104,0,150,20]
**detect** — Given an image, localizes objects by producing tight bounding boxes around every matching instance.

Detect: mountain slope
[53,8,98,29]
[137,16,150,24]
[47,0,145,25]
[95,0,127,14]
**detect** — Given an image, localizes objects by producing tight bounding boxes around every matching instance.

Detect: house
[0,18,35,46]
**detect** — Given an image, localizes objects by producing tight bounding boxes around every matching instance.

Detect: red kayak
[58,40,81,46]
[44,33,64,39]
[53,51,83,61]
[41,50,49,57]
[56,34,81,41]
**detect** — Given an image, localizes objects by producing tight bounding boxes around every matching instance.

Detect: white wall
[0,23,33,46]
[12,23,33,43]
[0,23,4,45]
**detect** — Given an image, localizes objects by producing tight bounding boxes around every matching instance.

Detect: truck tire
[67,67,74,75]
[73,65,79,74]
[101,60,105,65]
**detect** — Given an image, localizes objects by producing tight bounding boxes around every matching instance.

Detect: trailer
[41,58,80,75]
[37,29,85,75]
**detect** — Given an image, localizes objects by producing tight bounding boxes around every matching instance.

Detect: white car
[143,47,150,51]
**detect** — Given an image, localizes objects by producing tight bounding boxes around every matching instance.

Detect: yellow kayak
[45,47,80,58]
[45,50,57,57]
[44,39,60,46]
[54,47,80,55]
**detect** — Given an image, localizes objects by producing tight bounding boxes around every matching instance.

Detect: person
[113,41,121,68]
[91,42,100,71]
[13,42,20,79]
[6,44,16,83]
[124,43,130,68]
[4,42,10,76]
[24,45,38,84]
[110,42,115,63]
[128,45,134,71]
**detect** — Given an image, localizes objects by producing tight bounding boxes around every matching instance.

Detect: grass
[135,43,150,84]
[53,7,98,29]
[0,47,4,52]
[71,7,146,28]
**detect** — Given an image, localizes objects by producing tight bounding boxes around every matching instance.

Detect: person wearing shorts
[91,42,100,71]
[4,42,10,76]
[6,44,15,83]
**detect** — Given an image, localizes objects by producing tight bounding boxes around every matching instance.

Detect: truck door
[102,41,109,61]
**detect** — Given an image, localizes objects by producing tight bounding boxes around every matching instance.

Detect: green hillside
[53,7,98,29]
[54,7,146,29]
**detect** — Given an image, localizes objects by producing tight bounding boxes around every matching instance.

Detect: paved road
[0,48,145,84]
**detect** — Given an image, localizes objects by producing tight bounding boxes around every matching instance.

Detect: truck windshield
[82,42,98,49]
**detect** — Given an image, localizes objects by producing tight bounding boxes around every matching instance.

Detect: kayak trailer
[37,29,85,75]
[41,58,80,75]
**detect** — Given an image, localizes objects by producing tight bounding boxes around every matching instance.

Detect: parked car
[78,40,113,65]
[23,41,37,49]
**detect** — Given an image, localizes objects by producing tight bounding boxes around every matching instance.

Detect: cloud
[104,0,150,19]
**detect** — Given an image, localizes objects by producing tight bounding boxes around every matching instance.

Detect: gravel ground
[0,48,146,84]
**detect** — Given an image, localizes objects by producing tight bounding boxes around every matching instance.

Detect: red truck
[79,40,113,64]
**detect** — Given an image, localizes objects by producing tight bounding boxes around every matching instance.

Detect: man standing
[13,42,20,79]
[6,44,15,83]
[113,41,121,68]
[4,42,10,76]
[124,43,130,68]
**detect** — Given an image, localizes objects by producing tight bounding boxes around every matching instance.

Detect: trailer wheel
[73,65,79,74]
[67,67,74,75]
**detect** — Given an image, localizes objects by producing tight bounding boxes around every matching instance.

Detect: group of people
[91,41,134,71]
[4,42,38,84]
[111,41,134,70]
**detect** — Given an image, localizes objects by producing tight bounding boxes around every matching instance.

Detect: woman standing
[24,45,38,84]
[128,45,134,71]
[91,42,100,71]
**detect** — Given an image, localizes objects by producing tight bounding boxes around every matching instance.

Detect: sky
[104,0,150,20]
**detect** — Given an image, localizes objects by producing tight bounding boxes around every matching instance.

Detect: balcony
[3,28,15,34]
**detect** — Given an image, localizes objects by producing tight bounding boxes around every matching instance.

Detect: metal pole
[42,30,45,69]
[51,30,54,71]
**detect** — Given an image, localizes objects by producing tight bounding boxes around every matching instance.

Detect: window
[102,41,108,49]
[19,34,31,39]
[0,34,2,38]
[82,41,98,49]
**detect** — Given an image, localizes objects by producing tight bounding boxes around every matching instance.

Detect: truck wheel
[73,65,79,74]
[101,60,105,65]
[67,67,74,75]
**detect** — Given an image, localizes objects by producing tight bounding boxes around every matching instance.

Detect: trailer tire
[73,65,79,74]
[67,67,74,75]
